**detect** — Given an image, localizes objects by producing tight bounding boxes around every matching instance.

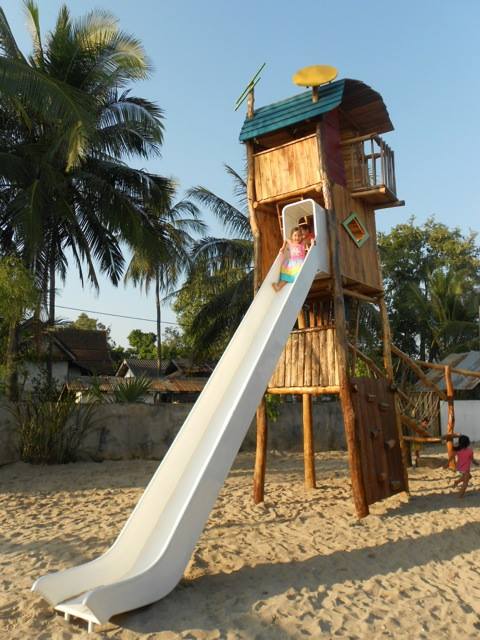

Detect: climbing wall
[351,377,406,505]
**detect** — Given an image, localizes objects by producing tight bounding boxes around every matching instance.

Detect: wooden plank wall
[269,298,339,389]
[253,135,320,202]
[333,183,381,290]
[256,205,283,283]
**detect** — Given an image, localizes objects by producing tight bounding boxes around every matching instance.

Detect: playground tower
[240,74,408,517]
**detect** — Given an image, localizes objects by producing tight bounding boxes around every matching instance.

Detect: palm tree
[408,267,478,360]
[124,198,205,374]
[0,3,173,381]
[178,166,253,357]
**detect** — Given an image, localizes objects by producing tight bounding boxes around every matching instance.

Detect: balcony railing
[341,134,397,198]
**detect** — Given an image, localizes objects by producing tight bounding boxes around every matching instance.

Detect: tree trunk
[46,242,56,387]
[5,320,19,401]
[155,268,162,376]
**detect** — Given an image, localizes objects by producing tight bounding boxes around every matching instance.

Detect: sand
[2,450,480,639]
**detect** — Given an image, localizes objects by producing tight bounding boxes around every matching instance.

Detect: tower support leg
[253,397,268,503]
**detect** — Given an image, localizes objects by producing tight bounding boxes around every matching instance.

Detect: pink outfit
[457,447,474,474]
[279,241,306,283]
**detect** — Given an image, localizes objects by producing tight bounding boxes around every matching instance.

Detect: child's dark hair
[455,435,471,451]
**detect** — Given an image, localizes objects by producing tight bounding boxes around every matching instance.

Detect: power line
[55,304,181,326]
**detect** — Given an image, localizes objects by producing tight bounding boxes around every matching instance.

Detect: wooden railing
[341,134,397,196]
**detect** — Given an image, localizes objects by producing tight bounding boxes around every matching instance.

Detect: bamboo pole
[445,365,455,469]
[348,343,383,379]
[267,385,340,395]
[415,359,480,379]
[400,414,431,437]
[391,345,447,401]
[403,434,460,443]
[316,121,369,518]
[298,311,316,489]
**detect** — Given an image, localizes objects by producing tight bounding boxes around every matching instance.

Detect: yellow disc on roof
[292,65,338,87]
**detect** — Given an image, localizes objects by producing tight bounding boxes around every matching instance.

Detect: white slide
[32,200,328,630]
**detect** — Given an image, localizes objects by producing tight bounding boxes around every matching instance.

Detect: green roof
[239,78,394,142]
[239,79,345,142]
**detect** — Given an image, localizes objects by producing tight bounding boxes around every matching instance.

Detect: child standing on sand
[447,435,479,498]
[272,226,305,292]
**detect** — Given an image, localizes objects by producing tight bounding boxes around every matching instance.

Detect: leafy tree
[378,217,480,360]
[0,3,174,383]
[161,326,189,359]
[127,329,157,359]
[0,256,39,399]
[109,343,134,368]
[70,313,107,333]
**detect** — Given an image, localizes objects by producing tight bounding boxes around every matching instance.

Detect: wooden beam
[348,343,384,379]
[402,436,442,443]
[449,366,480,379]
[400,414,431,437]
[340,132,379,146]
[403,433,460,443]
[317,121,369,519]
[391,345,447,401]
[351,186,387,198]
[416,359,480,380]
[253,183,323,208]
[445,365,455,469]
[342,288,379,304]
[373,200,405,210]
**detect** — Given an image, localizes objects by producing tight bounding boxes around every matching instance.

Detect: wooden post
[302,395,316,489]
[316,122,369,518]
[378,294,410,493]
[246,91,269,503]
[445,365,455,469]
[298,312,316,489]
[253,397,268,503]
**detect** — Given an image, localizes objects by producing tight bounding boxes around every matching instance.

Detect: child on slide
[272,226,305,292]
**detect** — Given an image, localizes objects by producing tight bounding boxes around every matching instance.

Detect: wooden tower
[240,75,408,518]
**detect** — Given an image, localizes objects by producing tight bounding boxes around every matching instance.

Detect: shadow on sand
[115,519,480,637]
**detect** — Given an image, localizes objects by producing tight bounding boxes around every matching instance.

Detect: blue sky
[3,0,479,346]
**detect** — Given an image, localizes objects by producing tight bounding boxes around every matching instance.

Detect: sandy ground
[2,450,480,639]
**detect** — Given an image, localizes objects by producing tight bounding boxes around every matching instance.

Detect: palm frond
[0,8,26,60]
[23,0,44,66]
[186,185,251,240]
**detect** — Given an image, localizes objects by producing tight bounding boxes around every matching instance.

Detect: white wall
[21,361,69,391]
[440,400,480,442]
